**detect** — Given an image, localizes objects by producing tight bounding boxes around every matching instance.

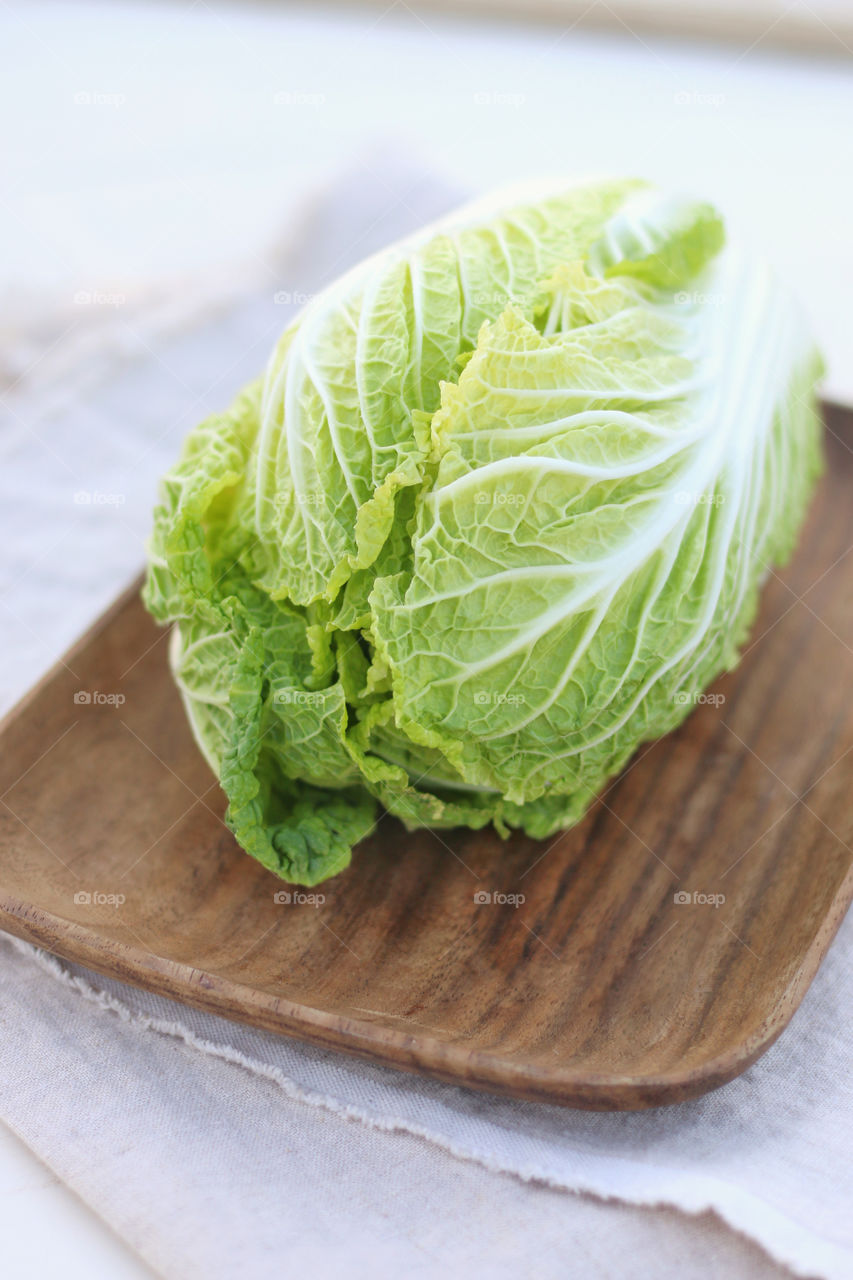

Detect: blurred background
[2,0,852,397]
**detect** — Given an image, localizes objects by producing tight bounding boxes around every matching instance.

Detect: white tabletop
[0,1123,151,1279]
[3,0,852,405]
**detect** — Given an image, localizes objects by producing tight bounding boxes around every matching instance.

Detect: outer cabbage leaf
[245,179,642,605]
[370,253,823,809]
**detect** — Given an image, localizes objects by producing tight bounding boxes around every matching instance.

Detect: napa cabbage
[145,179,823,884]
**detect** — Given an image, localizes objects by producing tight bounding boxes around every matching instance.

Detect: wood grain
[1,404,851,1110]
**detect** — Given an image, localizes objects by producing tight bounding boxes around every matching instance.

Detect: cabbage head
[144,179,824,885]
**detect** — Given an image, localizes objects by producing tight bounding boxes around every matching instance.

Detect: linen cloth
[0,163,850,1280]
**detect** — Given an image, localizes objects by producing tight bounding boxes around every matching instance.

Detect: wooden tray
[1,405,852,1110]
